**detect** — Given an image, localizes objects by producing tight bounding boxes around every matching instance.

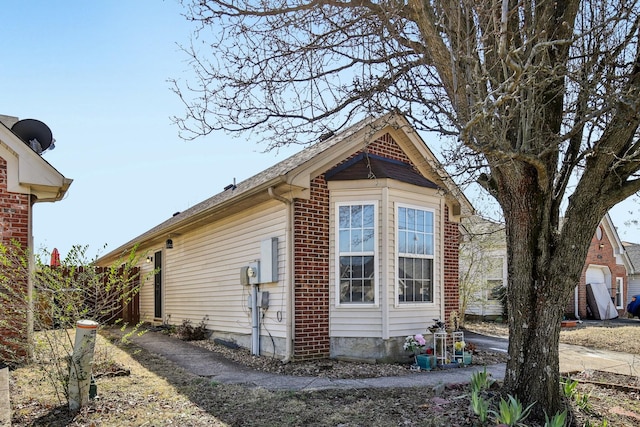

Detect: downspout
[574,286,581,320]
[268,187,294,363]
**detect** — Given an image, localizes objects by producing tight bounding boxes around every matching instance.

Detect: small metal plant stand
[452,331,465,363]
[433,330,447,366]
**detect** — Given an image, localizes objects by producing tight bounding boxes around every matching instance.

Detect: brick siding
[443,205,461,324]
[0,157,32,363]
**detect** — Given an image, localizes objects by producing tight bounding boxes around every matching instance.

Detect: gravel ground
[184,334,508,379]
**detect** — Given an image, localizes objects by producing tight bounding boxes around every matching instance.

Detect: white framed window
[397,205,434,304]
[486,256,505,301]
[615,277,624,309]
[337,202,377,305]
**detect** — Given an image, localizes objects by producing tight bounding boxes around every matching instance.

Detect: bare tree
[171,0,640,417]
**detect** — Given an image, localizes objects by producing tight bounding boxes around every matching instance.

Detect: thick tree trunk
[496,162,601,417]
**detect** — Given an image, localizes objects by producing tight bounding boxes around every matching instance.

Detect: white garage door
[586,266,606,286]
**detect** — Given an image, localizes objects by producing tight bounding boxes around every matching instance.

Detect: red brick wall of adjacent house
[0,157,32,363]
[565,225,627,319]
[292,134,461,360]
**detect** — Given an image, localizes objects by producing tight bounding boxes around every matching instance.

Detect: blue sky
[1,1,639,260]
[1,0,302,258]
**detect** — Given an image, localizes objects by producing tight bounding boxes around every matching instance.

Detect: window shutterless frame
[335,201,378,306]
[396,204,435,305]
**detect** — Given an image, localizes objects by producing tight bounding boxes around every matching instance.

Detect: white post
[68,319,98,411]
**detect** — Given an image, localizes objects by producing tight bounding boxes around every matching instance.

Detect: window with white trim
[397,206,434,303]
[615,277,624,308]
[338,203,376,304]
[486,257,505,301]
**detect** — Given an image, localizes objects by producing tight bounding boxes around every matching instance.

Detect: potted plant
[403,334,427,366]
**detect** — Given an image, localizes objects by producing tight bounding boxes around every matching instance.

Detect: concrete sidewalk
[560,343,640,376]
[125,330,638,391]
[0,368,9,427]
[128,331,506,391]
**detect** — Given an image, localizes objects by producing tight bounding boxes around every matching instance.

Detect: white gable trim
[0,124,72,202]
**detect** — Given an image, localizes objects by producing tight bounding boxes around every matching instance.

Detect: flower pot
[416,354,432,370]
[463,352,472,365]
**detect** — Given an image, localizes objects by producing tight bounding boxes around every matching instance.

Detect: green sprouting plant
[470,367,494,393]
[576,391,591,411]
[560,377,579,399]
[471,391,490,423]
[544,409,567,427]
[491,394,535,427]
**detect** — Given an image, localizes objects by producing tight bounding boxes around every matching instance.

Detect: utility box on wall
[247,261,260,285]
[260,237,278,283]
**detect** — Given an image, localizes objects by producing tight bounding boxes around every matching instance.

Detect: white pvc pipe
[251,286,260,356]
[68,319,99,411]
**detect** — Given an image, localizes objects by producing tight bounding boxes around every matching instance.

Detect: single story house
[0,114,72,362]
[461,213,632,320]
[98,113,473,362]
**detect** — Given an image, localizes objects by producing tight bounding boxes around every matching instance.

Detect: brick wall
[292,134,461,359]
[442,205,461,324]
[0,157,32,364]
[293,175,331,360]
[0,158,30,247]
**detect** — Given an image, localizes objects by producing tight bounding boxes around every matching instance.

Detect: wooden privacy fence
[35,265,141,327]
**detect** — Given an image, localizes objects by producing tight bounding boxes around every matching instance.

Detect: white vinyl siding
[139,259,158,323]
[139,201,287,339]
[387,188,442,337]
[329,188,382,338]
[328,181,443,339]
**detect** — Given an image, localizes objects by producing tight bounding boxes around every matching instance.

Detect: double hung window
[338,203,375,304]
[398,206,434,303]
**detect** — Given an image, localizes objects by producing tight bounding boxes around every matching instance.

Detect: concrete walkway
[560,343,640,376]
[128,331,506,391]
[126,330,639,392]
[0,367,10,427]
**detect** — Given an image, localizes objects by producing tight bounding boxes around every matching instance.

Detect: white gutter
[268,187,294,363]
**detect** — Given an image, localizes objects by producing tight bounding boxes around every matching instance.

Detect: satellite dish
[11,119,54,154]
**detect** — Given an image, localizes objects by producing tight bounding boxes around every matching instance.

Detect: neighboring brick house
[462,213,632,320]
[0,114,72,363]
[97,113,473,362]
[568,213,632,319]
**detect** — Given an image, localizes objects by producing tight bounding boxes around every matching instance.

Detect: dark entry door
[154,250,162,319]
